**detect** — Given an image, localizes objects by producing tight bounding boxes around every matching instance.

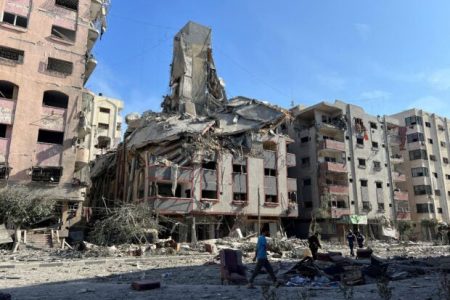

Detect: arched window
[42,90,69,109]
[0,80,18,100]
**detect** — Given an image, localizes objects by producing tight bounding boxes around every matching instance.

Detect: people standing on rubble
[247,228,279,288]
[356,231,365,248]
[347,230,356,256]
[307,232,322,260]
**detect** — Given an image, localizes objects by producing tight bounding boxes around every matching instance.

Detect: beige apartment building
[288,100,409,240]
[0,0,109,228]
[391,109,450,238]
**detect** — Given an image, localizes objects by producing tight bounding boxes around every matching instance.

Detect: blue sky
[86,0,450,119]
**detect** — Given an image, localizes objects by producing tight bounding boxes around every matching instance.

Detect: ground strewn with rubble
[1,239,449,299]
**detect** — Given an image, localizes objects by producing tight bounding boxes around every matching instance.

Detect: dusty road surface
[1,240,449,299]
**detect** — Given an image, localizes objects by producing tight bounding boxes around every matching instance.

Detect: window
[407,133,424,143]
[347,156,351,161]
[356,137,364,146]
[202,190,217,199]
[378,203,385,211]
[288,192,297,203]
[233,193,247,201]
[433,172,438,178]
[116,123,121,131]
[42,91,68,109]
[265,195,278,203]
[99,107,110,114]
[438,125,445,131]
[441,141,446,147]
[444,157,449,164]
[411,167,429,177]
[372,141,379,149]
[0,124,7,138]
[413,185,432,196]
[202,161,217,170]
[358,158,366,167]
[370,122,377,129]
[409,149,427,160]
[51,25,76,43]
[0,81,17,100]
[428,138,433,144]
[301,157,310,166]
[430,155,436,161]
[2,12,28,28]
[425,122,431,127]
[264,168,276,176]
[405,115,423,126]
[435,189,441,196]
[55,0,79,11]
[324,156,336,163]
[438,208,443,214]
[0,46,24,63]
[362,201,371,211]
[233,164,247,173]
[47,57,73,75]
[446,174,450,180]
[98,123,109,130]
[360,180,368,187]
[373,161,381,170]
[303,178,311,186]
[416,203,434,213]
[376,182,382,189]
[300,136,309,143]
[31,167,63,183]
[37,129,64,145]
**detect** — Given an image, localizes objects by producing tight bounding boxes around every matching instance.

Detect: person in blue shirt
[247,228,278,288]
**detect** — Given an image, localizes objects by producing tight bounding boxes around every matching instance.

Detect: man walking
[356,231,365,248]
[347,230,356,256]
[247,228,278,288]
[308,232,322,260]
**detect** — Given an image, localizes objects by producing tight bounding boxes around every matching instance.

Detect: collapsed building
[89,21,298,242]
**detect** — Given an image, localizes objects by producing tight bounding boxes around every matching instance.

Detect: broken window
[373,161,381,170]
[233,193,246,201]
[409,149,427,160]
[31,167,63,183]
[300,136,309,144]
[265,195,278,203]
[0,46,24,63]
[47,57,73,75]
[435,189,441,196]
[358,158,366,167]
[413,185,432,196]
[378,203,385,211]
[42,90,68,109]
[98,123,109,130]
[324,156,336,163]
[264,168,276,176]
[438,208,443,214]
[99,107,110,114]
[428,138,433,144]
[202,190,217,199]
[155,183,181,197]
[362,201,371,211]
[202,161,216,170]
[425,122,431,127]
[233,164,247,173]
[2,12,28,28]
[0,124,7,138]
[407,132,424,143]
[372,141,379,149]
[356,137,364,145]
[376,182,382,189]
[0,81,17,100]
[430,155,436,161]
[288,192,297,203]
[416,203,434,213]
[37,129,64,145]
[433,172,438,178]
[360,180,368,187]
[51,25,76,43]
[444,157,449,164]
[405,115,422,126]
[55,0,79,11]
[370,122,377,129]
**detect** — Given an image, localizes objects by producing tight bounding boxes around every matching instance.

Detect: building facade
[391,109,450,239]
[0,0,109,228]
[288,100,409,239]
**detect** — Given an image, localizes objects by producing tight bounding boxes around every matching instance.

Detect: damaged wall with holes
[89,22,298,242]
[0,0,110,231]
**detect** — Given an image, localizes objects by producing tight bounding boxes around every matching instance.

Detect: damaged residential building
[0,0,110,231]
[288,101,409,240]
[89,21,298,241]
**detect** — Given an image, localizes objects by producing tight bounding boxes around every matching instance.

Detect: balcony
[264,176,277,196]
[330,207,351,219]
[35,143,63,166]
[84,56,98,84]
[41,106,66,132]
[148,165,193,182]
[326,184,349,195]
[149,197,193,214]
[287,178,297,192]
[318,139,345,152]
[0,98,15,125]
[320,162,347,173]
[394,191,408,201]
[392,171,406,182]
[75,147,89,171]
[316,122,344,133]
[286,153,296,167]
[397,211,411,220]
[0,138,10,158]
[90,0,103,20]
[263,150,276,169]
[390,155,404,164]
[87,22,100,51]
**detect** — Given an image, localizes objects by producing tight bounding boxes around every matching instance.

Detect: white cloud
[428,68,450,91]
[360,90,391,101]
[408,96,450,116]
[316,73,346,90]
[354,23,371,41]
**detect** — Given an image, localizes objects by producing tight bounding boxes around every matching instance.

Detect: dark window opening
[407,133,424,143]
[0,124,7,138]
[430,155,436,161]
[441,141,446,147]
[55,0,79,11]
[265,195,278,203]
[37,129,64,145]
[98,123,109,130]
[0,81,17,100]
[51,25,76,42]
[233,164,247,173]
[446,174,450,180]
[433,172,438,178]
[362,201,371,211]
[416,203,434,213]
[435,190,441,196]
[370,122,377,129]
[263,141,277,151]
[425,122,431,127]
[233,193,247,201]
[360,180,368,187]
[378,203,385,211]
[409,149,428,160]
[2,12,28,28]
[301,157,310,166]
[303,178,311,186]
[202,190,217,199]
[373,161,381,170]
[300,136,309,144]
[31,167,63,183]
[405,115,423,126]
[304,201,313,208]
[99,107,110,114]
[438,125,445,131]
[356,137,364,145]
[428,138,433,144]
[358,158,366,167]
[202,161,217,170]
[0,166,10,179]
[42,91,68,109]
[438,208,443,214]
[372,141,379,149]
[324,156,336,162]
[288,192,297,203]
[47,57,73,75]
[414,185,432,196]
[116,123,121,131]
[155,183,181,197]
[0,46,24,63]
[376,182,382,189]
[265,168,276,176]
[444,157,449,164]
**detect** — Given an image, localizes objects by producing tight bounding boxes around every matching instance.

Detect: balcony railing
[397,211,411,220]
[0,98,15,125]
[287,178,297,192]
[392,172,406,182]
[394,191,409,201]
[326,184,349,195]
[318,139,345,152]
[330,207,351,219]
[320,162,347,173]
[390,155,404,164]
